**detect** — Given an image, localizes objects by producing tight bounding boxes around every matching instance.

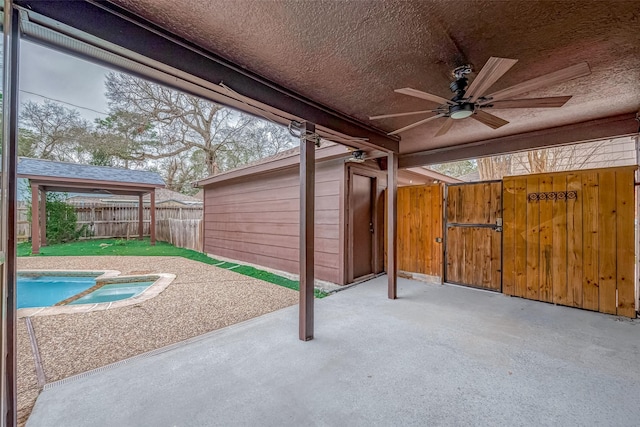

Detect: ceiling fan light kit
[370,57,591,137]
[449,103,474,120]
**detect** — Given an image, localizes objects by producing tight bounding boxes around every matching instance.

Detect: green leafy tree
[27,192,88,244]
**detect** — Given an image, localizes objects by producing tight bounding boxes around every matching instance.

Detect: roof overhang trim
[400,112,640,168]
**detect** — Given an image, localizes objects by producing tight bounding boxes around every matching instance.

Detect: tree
[82,110,158,168]
[429,159,477,178]
[512,142,607,174]
[26,192,88,244]
[161,151,208,195]
[18,100,91,161]
[104,72,296,180]
[478,154,512,180]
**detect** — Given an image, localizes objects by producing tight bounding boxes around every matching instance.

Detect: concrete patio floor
[27,276,640,426]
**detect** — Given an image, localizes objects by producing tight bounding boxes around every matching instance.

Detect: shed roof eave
[197,144,352,187]
[404,167,463,184]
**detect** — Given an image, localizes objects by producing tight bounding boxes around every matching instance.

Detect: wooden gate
[445,181,502,291]
[502,166,636,317]
[394,184,444,278]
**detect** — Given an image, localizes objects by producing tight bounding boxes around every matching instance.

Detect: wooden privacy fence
[502,166,636,317]
[156,218,203,252]
[18,203,203,251]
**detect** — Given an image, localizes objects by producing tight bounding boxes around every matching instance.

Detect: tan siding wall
[203,160,344,284]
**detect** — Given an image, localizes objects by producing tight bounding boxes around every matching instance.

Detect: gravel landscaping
[16,256,299,426]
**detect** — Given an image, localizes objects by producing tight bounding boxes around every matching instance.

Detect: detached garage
[198,143,458,285]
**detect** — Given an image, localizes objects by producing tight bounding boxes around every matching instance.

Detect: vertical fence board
[431,185,443,277]
[446,227,459,283]
[514,178,528,298]
[598,171,617,314]
[463,228,474,284]
[490,225,502,291]
[422,187,432,273]
[582,172,600,311]
[525,177,540,300]
[566,173,583,307]
[615,169,636,317]
[502,178,515,295]
[538,175,554,303]
[552,175,568,305]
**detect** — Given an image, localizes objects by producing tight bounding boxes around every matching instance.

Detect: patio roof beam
[399,112,639,168]
[15,0,399,154]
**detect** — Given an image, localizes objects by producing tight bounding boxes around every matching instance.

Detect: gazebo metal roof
[18,157,165,194]
[17,157,165,195]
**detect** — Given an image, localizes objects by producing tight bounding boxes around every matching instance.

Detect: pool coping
[17,270,176,318]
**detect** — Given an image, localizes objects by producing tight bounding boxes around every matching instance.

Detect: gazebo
[17,158,165,254]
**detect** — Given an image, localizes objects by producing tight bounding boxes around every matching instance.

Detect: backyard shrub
[27,193,90,244]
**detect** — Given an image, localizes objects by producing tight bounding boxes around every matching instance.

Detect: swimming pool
[18,274,100,309]
[18,273,154,309]
[70,281,154,305]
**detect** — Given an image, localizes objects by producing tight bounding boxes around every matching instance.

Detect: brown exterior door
[351,174,374,279]
[445,181,502,291]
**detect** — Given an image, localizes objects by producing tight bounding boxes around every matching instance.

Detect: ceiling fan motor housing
[449,77,468,101]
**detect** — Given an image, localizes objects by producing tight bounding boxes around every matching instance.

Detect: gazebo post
[31,183,40,255]
[40,188,47,247]
[150,190,156,246]
[138,194,144,240]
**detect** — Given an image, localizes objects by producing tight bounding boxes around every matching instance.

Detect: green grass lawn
[18,238,328,298]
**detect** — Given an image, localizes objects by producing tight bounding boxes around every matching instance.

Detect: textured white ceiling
[111,0,640,154]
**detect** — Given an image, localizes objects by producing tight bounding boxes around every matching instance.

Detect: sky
[19,40,111,122]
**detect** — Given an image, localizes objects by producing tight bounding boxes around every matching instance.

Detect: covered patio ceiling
[105,0,639,162]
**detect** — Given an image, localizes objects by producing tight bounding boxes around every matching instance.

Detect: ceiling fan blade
[484,62,590,102]
[471,110,509,129]
[387,113,445,136]
[434,118,454,137]
[395,88,455,105]
[369,110,438,120]
[480,96,572,109]
[465,57,518,102]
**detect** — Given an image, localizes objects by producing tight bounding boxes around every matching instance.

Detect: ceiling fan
[369,57,591,137]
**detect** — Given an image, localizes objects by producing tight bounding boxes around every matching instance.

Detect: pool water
[18,275,98,309]
[70,281,154,305]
